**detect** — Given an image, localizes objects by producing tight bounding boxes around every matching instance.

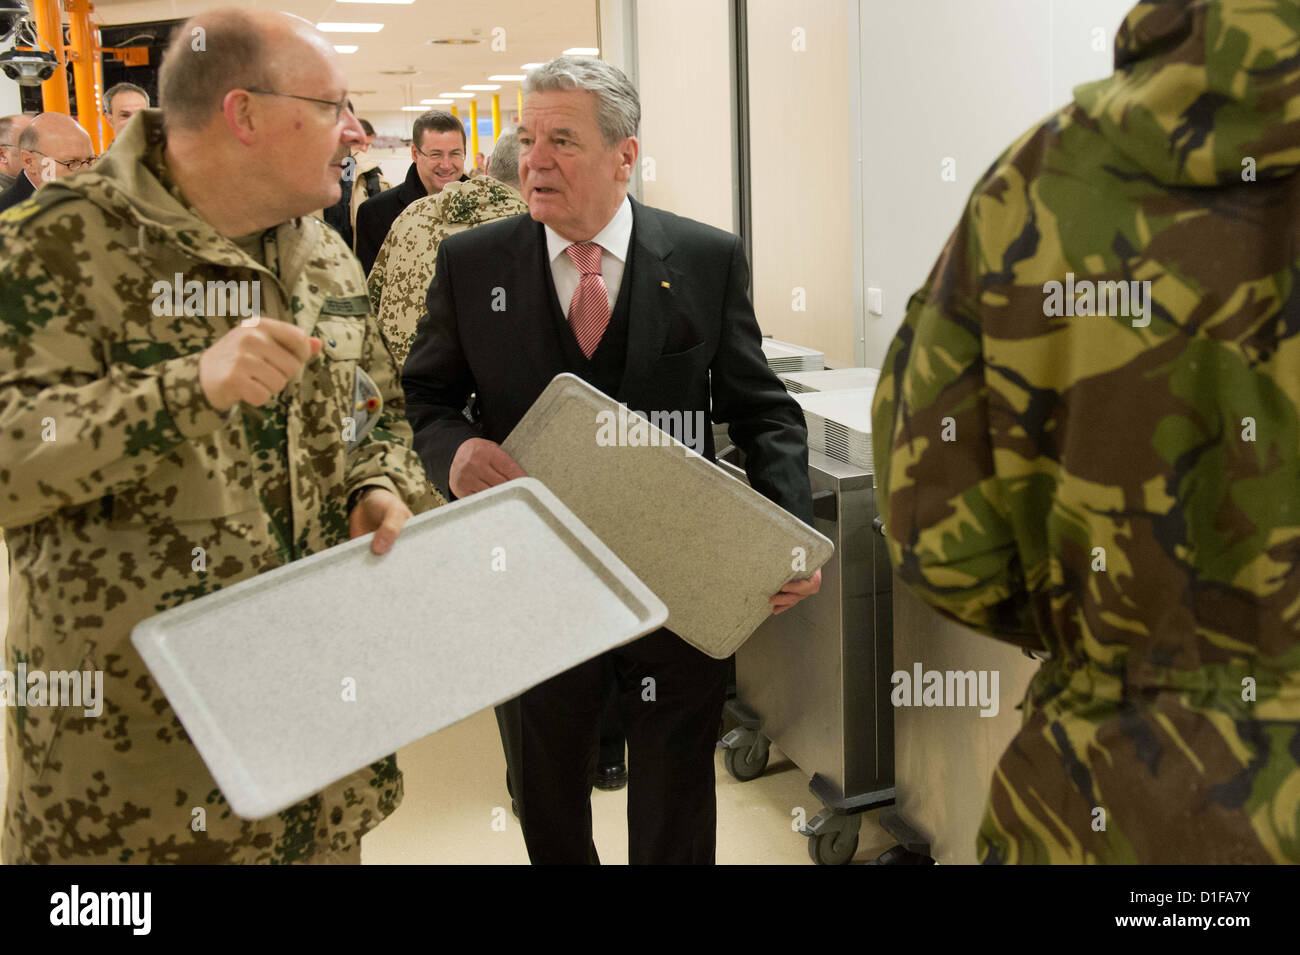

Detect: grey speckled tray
[131,478,667,820]
[501,374,834,659]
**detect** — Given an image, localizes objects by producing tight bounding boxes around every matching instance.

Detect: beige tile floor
[0,537,895,865]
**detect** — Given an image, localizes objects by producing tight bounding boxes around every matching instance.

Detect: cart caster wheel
[723,743,769,781]
[808,829,859,865]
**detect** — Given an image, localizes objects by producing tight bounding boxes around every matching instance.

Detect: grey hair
[103,82,150,115]
[487,130,521,186]
[523,56,639,146]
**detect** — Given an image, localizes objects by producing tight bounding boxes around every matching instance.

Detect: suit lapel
[508,215,567,378]
[619,197,678,402]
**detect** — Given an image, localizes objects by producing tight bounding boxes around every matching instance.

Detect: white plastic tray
[780,367,880,396]
[794,388,874,471]
[761,338,825,373]
[131,478,667,819]
[501,374,834,659]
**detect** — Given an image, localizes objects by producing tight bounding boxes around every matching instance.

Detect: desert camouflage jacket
[0,109,439,863]
[872,0,1300,863]
[368,175,529,365]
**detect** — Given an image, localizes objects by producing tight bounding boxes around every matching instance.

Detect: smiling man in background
[354,109,469,274]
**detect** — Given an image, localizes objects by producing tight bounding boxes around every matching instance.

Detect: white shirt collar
[544,195,633,265]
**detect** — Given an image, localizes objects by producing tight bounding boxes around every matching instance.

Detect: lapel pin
[661,281,671,289]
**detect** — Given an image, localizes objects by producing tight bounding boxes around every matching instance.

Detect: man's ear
[615,136,639,183]
[221,89,259,146]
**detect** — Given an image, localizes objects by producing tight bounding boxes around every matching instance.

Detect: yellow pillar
[491,93,500,147]
[517,88,523,119]
[33,0,70,115]
[451,105,458,119]
[93,24,112,149]
[469,99,479,164]
[67,0,100,151]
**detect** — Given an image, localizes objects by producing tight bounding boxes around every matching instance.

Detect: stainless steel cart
[715,446,895,865]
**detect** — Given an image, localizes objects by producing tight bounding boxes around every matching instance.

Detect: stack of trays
[780,367,880,396]
[760,338,824,374]
[793,388,874,472]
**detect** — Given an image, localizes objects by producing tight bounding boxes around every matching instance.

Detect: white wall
[0,34,24,116]
[748,0,855,363]
[635,0,734,232]
[858,0,1136,367]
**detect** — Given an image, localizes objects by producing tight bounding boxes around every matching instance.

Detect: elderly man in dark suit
[402,56,820,865]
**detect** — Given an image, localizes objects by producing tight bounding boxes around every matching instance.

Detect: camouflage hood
[1074,0,1300,186]
[39,110,216,247]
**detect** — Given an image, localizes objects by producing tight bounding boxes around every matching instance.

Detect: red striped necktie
[564,242,610,359]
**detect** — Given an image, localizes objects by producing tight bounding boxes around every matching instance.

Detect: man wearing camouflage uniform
[368,131,529,366]
[872,0,1300,864]
[0,9,437,864]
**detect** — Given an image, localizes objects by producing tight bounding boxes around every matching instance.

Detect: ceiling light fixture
[563,47,598,55]
[520,62,543,70]
[438,92,473,98]
[333,45,359,53]
[462,84,500,91]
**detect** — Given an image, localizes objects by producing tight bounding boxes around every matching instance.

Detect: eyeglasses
[414,146,465,162]
[245,88,352,123]
[29,149,96,172]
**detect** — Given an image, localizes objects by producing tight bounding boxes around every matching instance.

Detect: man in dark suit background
[402,56,820,864]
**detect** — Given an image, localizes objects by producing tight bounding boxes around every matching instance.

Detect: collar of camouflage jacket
[35,109,320,285]
[1074,0,1300,186]
[428,175,526,224]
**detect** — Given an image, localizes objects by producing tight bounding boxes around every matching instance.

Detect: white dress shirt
[544,195,632,318]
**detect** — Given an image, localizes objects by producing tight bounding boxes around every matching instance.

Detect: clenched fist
[449,437,527,499]
[198,317,323,412]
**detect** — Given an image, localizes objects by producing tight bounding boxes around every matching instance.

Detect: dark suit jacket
[354,163,469,275]
[0,172,35,214]
[402,196,814,526]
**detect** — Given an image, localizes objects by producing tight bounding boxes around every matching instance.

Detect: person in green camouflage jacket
[872,0,1300,864]
[368,132,530,366]
[0,10,439,864]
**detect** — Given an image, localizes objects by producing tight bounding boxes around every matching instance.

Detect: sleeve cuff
[346,477,401,514]
[159,351,230,439]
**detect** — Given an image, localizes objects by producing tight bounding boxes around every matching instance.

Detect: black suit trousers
[494,627,729,864]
